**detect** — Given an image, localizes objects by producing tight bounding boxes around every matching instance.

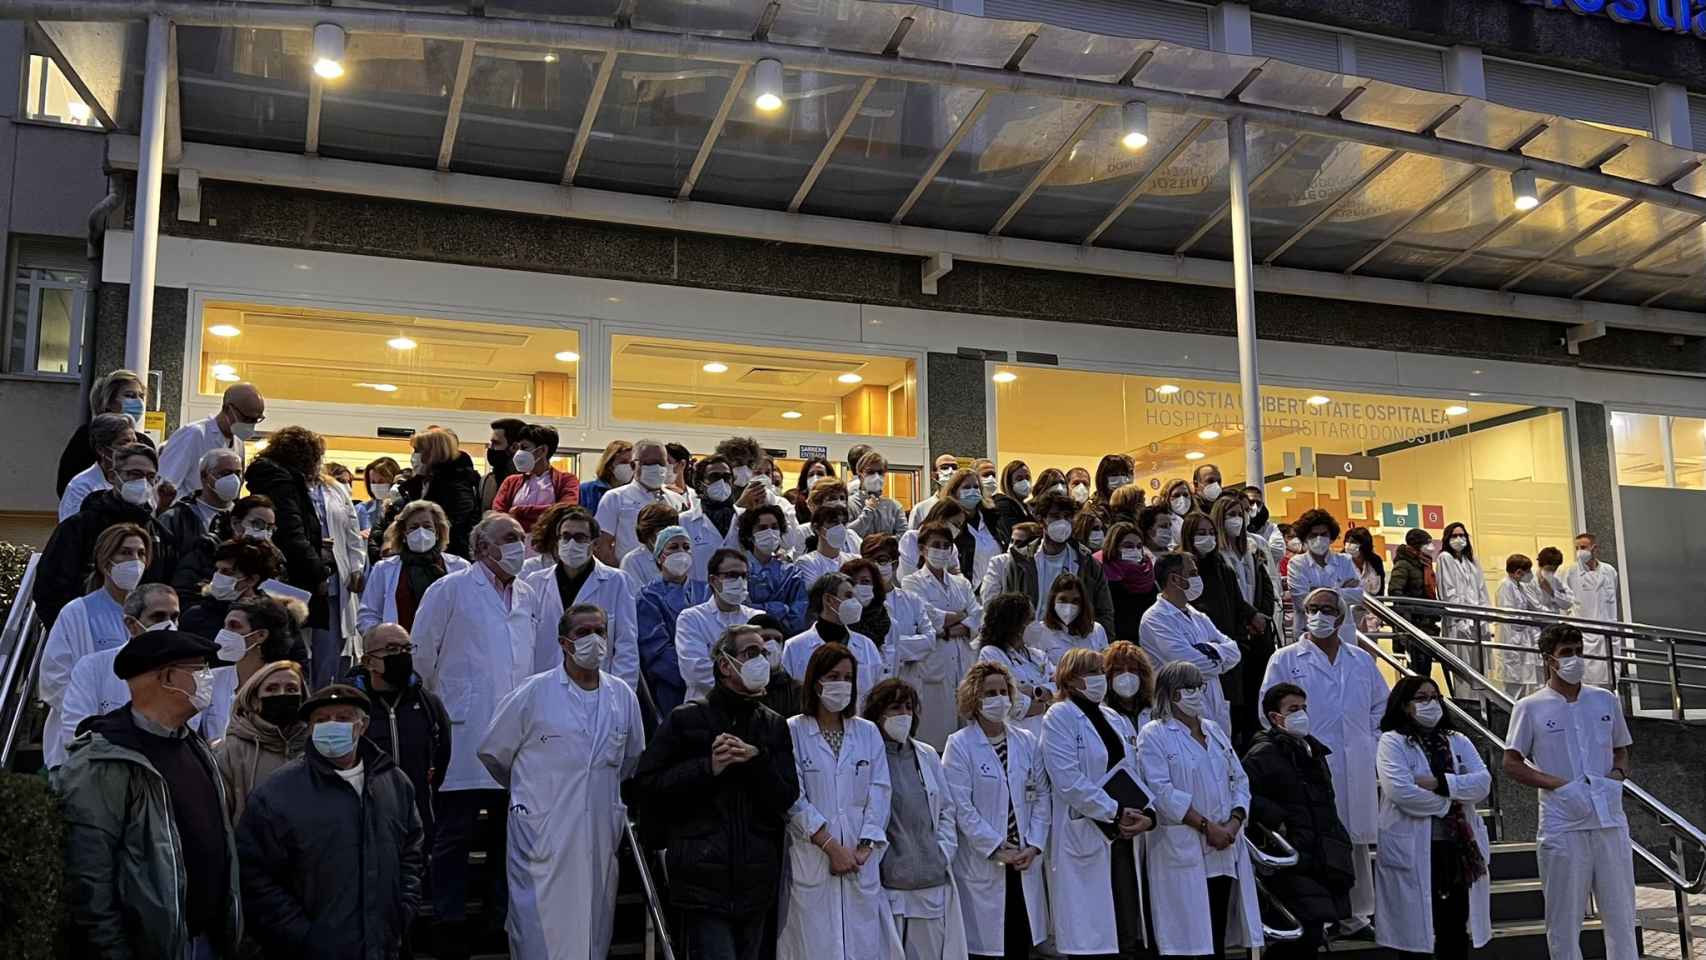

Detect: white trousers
[896,914,948,960]
[1537,826,1638,960]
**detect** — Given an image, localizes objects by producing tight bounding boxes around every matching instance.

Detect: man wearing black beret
[55,628,244,958]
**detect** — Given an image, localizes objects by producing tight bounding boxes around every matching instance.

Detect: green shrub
[0,772,63,959]
[0,542,31,616]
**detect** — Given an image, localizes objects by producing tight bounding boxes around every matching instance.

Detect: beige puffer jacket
[212,661,308,822]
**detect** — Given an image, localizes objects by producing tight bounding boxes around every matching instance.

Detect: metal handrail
[1387,595,1706,646]
[1361,595,1706,898]
[1244,821,1300,875]
[1254,876,1305,942]
[624,818,678,960]
[0,554,43,768]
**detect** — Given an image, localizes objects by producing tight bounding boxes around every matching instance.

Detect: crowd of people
[35,370,1638,960]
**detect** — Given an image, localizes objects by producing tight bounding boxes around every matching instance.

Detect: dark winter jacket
[57,425,155,497]
[346,667,453,834]
[1190,550,1262,706]
[1002,542,1118,640]
[988,492,1031,547]
[236,737,425,960]
[1241,729,1356,926]
[152,495,228,598]
[34,489,165,628]
[1387,545,1440,632]
[243,456,329,629]
[377,453,481,560]
[627,683,800,915]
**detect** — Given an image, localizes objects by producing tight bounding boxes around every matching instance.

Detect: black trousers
[430,788,509,956]
[1262,918,1325,960]
[683,907,769,960]
[970,869,1034,960]
[1398,879,1471,960]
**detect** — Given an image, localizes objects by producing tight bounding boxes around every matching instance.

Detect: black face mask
[258,693,302,728]
[487,448,514,478]
[380,652,414,686]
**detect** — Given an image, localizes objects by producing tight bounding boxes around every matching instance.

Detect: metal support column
[126,14,170,375]
[1661,415,1679,488]
[1228,115,1264,492]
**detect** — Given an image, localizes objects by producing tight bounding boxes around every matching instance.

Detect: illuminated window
[1614,412,1706,491]
[197,301,580,418]
[6,241,87,377]
[23,54,101,128]
[609,334,917,437]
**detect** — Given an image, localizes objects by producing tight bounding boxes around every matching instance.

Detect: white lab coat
[1435,552,1492,660]
[411,563,536,792]
[884,739,971,960]
[1038,700,1147,957]
[879,586,938,691]
[595,481,690,562]
[39,592,130,768]
[58,462,110,520]
[1373,730,1493,953]
[1497,577,1547,692]
[618,545,660,593]
[782,624,887,712]
[478,668,644,960]
[975,644,1054,739]
[779,715,904,960]
[1136,717,1264,955]
[356,553,472,634]
[796,548,853,586]
[942,723,1052,954]
[1138,599,1242,734]
[674,598,762,703]
[157,415,244,496]
[977,552,1013,604]
[1565,561,1621,687]
[676,505,727,584]
[522,560,640,689]
[317,479,367,652]
[1258,639,1388,843]
[1287,551,1365,647]
[1023,621,1109,670]
[903,566,983,748]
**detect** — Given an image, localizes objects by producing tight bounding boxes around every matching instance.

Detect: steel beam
[678,62,752,200]
[788,77,875,214]
[437,39,477,171]
[1573,216,1706,299]
[1083,119,1214,245]
[561,51,616,185]
[989,104,1105,236]
[892,91,990,224]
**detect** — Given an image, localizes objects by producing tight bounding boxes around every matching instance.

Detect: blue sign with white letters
[1525,0,1706,38]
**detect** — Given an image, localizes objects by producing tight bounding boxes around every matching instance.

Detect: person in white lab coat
[797,502,857,585]
[783,572,887,712]
[357,500,471,635]
[943,661,1052,960]
[1138,553,1243,734]
[1373,674,1492,959]
[156,382,263,496]
[1533,546,1576,616]
[863,678,969,960]
[410,513,537,958]
[1258,587,1388,936]
[676,548,763,703]
[1503,624,1636,960]
[306,467,366,687]
[1137,661,1265,959]
[779,642,904,960]
[1040,647,1154,958]
[977,523,1040,607]
[1023,572,1109,667]
[1496,553,1547,699]
[1287,510,1365,650]
[478,602,644,960]
[909,454,964,531]
[975,593,1054,738]
[593,438,689,566]
[521,505,639,688]
[1102,640,1157,734]
[617,501,682,593]
[903,521,983,747]
[849,542,937,691]
[1564,533,1622,689]
[1435,522,1493,671]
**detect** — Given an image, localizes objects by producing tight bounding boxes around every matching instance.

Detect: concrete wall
[0,378,81,546]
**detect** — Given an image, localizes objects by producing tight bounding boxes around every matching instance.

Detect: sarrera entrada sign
[1522,0,1706,37]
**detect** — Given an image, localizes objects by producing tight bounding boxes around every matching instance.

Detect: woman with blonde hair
[359,499,469,633]
[935,467,1001,586]
[57,367,153,495]
[213,659,308,822]
[1161,477,1196,549]
[578,439,636,517]
[396,427,481,559]
[1103,640,1157,730]
[850,450,909,538]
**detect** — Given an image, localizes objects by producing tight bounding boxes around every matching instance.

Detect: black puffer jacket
[1241,729,1355,926]
[346,667,452,835]
[236,737,425,960]
[627,683,800,915]
[377,453,481,560]
[153,495,231,601]
[243,456,328,628]
[34,489,165,628]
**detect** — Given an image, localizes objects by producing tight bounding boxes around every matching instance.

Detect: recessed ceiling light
[358,382,398,393]
[837,373,864,384]
[208,324,241,338]
[1306,395,1332,407]
[606,296,623,303]
[1185,451,1205,461]
[387,336,417,350]
[214,371,240,383]
[1198,429,1220,440]
[1469,392,1483,397]
[656,401,697,411]
[210,363,236,377]
[1281,485,1293,493]
[1156,384,1180,395]
[702,362,729,374]
[992,371,1017,384]
[554,350,580,363]
[781,410,803,419]
[1444,405,1470,416]
[543,52,559,63]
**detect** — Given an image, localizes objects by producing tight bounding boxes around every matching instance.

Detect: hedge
[0,541,30,616]
[0,772,63,959]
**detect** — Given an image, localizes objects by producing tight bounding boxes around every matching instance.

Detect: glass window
[197,300,580,418]
[609,333,918,437]
[23,54,101,128]
[6,245,88,377]
[266,433,579,502]
[1614,412,1706,491]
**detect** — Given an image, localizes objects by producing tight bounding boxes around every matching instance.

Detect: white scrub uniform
[1373,730,1493,954]
[1564,561,1621,688]
[1137,599,1242,734]
[673,598,762,704]
[1507,685,1637,960]
[478,667,645,960]
[779,715,904,960]
[941,723,1052,955]
[38,589,130,768]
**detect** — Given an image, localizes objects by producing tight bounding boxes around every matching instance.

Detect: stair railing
[0,553,44,769]
[624,818,678,960]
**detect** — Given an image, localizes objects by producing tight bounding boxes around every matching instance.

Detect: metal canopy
[19,0,1706,331]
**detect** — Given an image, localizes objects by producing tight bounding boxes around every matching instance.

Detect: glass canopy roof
[29,0,1706,320]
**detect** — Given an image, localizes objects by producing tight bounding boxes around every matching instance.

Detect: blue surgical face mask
[311,720,358,759]
[120,397,145,424]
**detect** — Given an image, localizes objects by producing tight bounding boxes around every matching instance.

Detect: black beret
[112,630,219,680]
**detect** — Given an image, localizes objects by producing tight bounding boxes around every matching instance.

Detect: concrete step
[1317,919,1606,959]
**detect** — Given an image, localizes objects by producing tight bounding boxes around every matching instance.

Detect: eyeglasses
[371,644,418,657]
[725,647,767,663]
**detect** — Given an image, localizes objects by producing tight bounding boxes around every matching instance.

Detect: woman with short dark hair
[781,573,887,713]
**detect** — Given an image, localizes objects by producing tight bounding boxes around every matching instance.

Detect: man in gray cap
[236,683,425,960]
[56,628,243,959]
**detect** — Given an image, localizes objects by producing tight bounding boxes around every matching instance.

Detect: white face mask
[1307,535,1331,556]
[823,525,848,551]
[734,653,771,693]
[215,628,251,662]
[980,475,999,494]
[120,478,155,508]
[764,639,782,669]
[706,480,732,503]
[211,473,242,502]
[209,572,241,601]
[1077,674,1107,703]
[557,540,591,569]
[405,527,438,554]
[638,463,669,489]
[1279,709,1311,739]
[572,633,607,670]
[1045,519,1073,543]
[1306,611,1338,638]
[1345,541,1361,558]
[1224,516,1244,537]
[979,695,1011,724]
[1184,575,1205,602]
[370,483,393,501]
[1286,538,1302,553]
[925,545,956,570]
[835,597,864,625]
[1412,700,1443,729]
[1053,601,1080,623]
[172,667,215,713]
[143,618,178,633]
[863,473,885,494]
[820,680,854,713]
[410,453,423,472]
[1111,672,1141,699]
[937,467,955,485]
[495,541,527,575]
[1011,479,1031,498]
[611,462,635,484]
[753,528,783,556]
[882,714,913,744]
[109,559,145,592]
[1107,475,1133,490]
[662,551,693,579]
[1175,688,1205,718]
[1192,535,1217,556]
[852,583,876,605]
[1088,530,1106,549]
[1070,483,1089,504]
[1170,495,1191,516]
[1576,549,1593,565]
[1201,481,1222,501]
[716,577,749,605]
[1449,536,1468,552]
[876,561,895,584]
[1120,546,1144,563]
[511,449,537,474]
[1553,655,1586,685]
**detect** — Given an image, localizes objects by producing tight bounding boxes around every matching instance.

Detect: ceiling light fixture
[210,363,236,377]
[312,23,346,80]
[1198,429,1220,440]
[702,362,729,373]
[781,410,803,419]
[837,372,864,384]
[214,371,240,383]
[991,371,1017,384]
[208,324,241,338]
[554,350,580,363]
[387,336,417,350]
[1444,405,1470,416]
[1306,395,1332,407]
[543,52,559,63]
[1185,451,1205,461]
[1156,383,1180,395]
[1120,100,1149,150]
[1511,167,1539,212]
[358,382,398,393]
[1281,485,1294,493]
[754,58,785,113]
[657,401,698,411]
